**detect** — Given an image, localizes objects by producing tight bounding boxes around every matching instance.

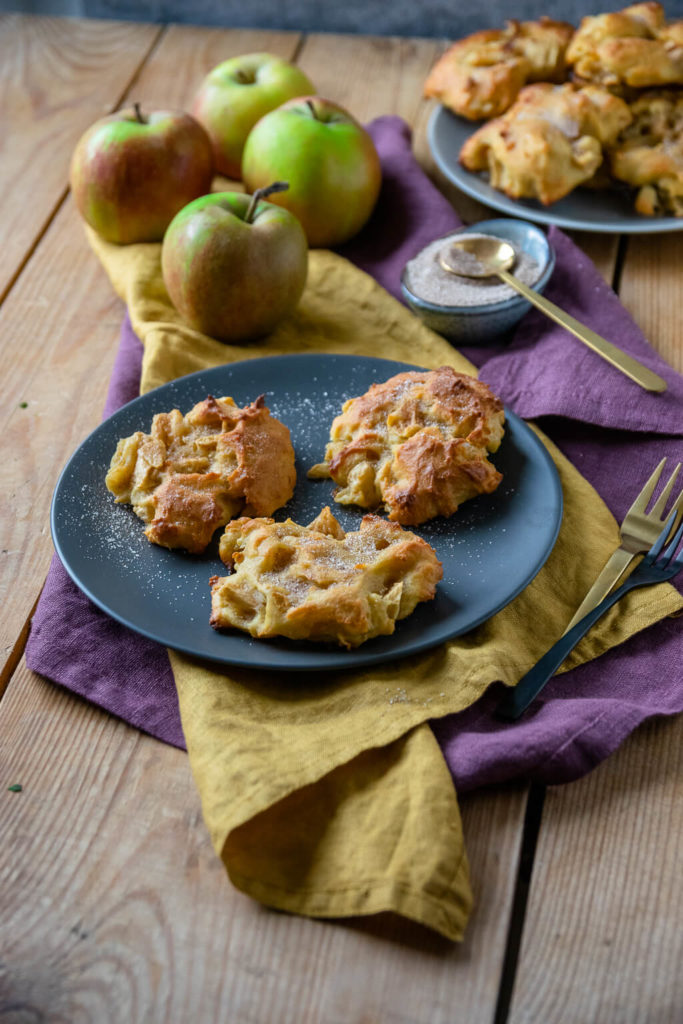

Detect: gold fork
[563,458,683,633]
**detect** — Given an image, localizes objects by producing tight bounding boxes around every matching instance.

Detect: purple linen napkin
[26,115,683,788]
[480,228,683,433]
[28,323,182,747]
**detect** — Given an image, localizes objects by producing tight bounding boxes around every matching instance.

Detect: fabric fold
[65,225,680,941]
[343,118,682,436]
[177,668,472,940]
[25,114,683,941]
[479,228,683,433]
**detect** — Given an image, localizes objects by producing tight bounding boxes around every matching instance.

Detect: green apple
[69,104,214,244]
[191,53,314,179]
[161,184,308,343]
[241,96,382,248]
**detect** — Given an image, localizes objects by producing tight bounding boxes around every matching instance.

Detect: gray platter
[51,353,563,672]
[429,104,683,235]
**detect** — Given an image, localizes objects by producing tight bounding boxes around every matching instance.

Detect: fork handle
[563,547,637,633]
[496,269,667,393]
[496,571,650,721]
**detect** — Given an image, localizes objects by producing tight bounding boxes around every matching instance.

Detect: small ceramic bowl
[400,218,555,346]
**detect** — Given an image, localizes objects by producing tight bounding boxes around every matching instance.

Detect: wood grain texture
[2,16,679,1024]
[0,22,527,1021]
[298,32,444,126]
[506,215,682,1023]
[0,24,302,689]
[508,715,683,1024]
[127,22,303,110]
[0,14,161,303]
[0,662,527,1023]
[0,198,124,689]
[617,234,683,373]
[565,231,619,287]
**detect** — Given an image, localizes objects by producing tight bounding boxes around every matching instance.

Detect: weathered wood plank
[0,24,304,689]
[0,24,528,1021]
[508,197,682,1022]
[508,715,683,1024]
[298,32,444,126]
[617,234,683,374]
[0,662,527,1023]
[0,14,161,304]
[125,22,304,110]
[0,199,124,690]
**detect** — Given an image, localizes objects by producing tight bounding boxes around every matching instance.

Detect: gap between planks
[0,26,167,310]
[491,228,625,1022]
[0,28,581,1019]
[0,17,165,306]
[0,26,167,702]
[0,23,306,688]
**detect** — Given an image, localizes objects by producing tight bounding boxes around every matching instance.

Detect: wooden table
[1,15,681,1022]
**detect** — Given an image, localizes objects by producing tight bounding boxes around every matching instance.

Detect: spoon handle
[496,268,667,393]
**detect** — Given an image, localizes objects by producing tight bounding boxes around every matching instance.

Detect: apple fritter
[459,82,632,205]
[210,507,443,648]
[105,394,296,554]
[566,2,683,91]
[609,89,683,215]
[423,17,574,121]
[308,367,505,527]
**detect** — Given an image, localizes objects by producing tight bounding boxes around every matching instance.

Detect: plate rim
[51,352,564,672]
[428,104,683,235]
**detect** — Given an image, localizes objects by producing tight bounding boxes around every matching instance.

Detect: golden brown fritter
[459,82,632,204]
[609,89,683,215]
[105,394,296,554]
[423,17,574,121]
[308,367,505,527]
[566,2,683,91]
[210,507,443,648]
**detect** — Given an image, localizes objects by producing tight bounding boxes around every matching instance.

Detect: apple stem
[244,181,289,224]
[306,98,318,120]
[133,102,146,124]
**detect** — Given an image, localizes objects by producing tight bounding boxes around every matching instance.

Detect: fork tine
[646,510,679,563]
[629,458,667,514]
[661,487,683,543]
[660,516,683,566]
[670,488,683,531]
[650,462,681,518]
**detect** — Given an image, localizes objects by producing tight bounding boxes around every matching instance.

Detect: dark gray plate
[51,353,562,672]
[429,105,683,235]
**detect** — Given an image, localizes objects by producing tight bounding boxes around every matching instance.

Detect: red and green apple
[241,96,382,248]
[191,53,314,179]
[69,104,214,244]
[161,183,308,343]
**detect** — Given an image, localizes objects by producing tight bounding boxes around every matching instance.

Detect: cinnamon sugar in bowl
[401,218,555,346]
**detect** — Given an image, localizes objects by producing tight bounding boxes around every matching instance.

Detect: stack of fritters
[423,17,574,121]
[566,2,683,91]
[609,89,683,214]
[459,81,632,204]
[426,3,683,214]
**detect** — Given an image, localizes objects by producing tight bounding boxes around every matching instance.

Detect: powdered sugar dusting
[51,355,560,671]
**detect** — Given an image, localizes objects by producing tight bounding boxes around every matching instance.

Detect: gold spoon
[439,236,667,393]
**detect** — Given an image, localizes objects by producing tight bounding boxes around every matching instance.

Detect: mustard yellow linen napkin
[89,229,683,940]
